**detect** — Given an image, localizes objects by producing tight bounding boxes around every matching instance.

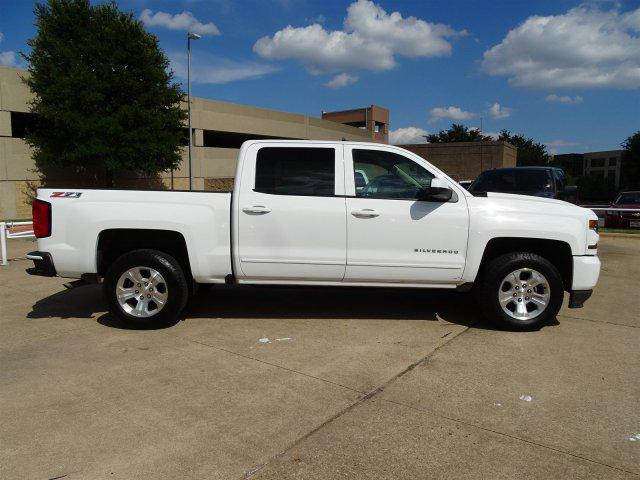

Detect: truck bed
[36,188,233,282]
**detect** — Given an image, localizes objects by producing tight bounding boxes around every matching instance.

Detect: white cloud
[324,73,359,88]
[546,94,584,104]
[485,131,500,140]
[482,6,640,89]
[546,139,580,148]
[305,14,326,24]
[140,9,220,36]
[389,127,429,144]
[0,51,17,67]
[546,139,581,154]
[488,102,511,119]
[170,53,277,84]
[429,106,475,123]
[0,32,18,67]
[254,0,465,74]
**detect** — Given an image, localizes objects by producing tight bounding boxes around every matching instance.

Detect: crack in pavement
[380,398,639,477]
[239,324,475,479]
[558,313,639,329]
[212,320,639,479]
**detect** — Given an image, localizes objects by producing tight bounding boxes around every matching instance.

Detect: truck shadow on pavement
[28,283,559,331]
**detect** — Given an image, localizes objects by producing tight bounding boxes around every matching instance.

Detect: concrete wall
[0,66,372,219]
[398,141,517,182]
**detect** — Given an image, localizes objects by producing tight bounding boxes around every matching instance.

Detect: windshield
[470,169,553,193]
[615,192,640,204]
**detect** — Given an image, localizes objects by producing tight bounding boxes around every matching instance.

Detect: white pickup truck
[28,140,601,330]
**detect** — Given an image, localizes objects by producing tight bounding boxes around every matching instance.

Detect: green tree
[498,130,551,167]
[425,124,493,143]
[23,0,186,187]
[621,130,640,189]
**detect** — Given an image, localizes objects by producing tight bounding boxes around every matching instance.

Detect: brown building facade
[398,141,517,181]
[322,105,389,144]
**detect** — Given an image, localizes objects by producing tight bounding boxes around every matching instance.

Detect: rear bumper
[25,251,57,277]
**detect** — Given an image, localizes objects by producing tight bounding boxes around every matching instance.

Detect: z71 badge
[50,192,82,198]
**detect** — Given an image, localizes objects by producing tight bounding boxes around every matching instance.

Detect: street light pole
[187,32,201,191]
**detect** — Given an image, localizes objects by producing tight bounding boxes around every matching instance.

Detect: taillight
[588,219,598,231]
[32,199,51,238]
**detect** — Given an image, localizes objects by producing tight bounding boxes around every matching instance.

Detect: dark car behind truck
[468,167,578,203]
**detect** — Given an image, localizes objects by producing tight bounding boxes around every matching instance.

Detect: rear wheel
[103,249,189,327]
[476,252,564,330]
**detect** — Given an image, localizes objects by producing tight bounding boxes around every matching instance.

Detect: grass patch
[0,218,32,223]
[600,228,640,235]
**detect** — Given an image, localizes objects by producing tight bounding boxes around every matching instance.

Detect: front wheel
[476,252,564,330]
[103,249,189,328]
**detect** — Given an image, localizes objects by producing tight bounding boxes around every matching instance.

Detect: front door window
[353,149,434,200]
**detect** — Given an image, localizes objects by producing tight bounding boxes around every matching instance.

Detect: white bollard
[0,223,7,266]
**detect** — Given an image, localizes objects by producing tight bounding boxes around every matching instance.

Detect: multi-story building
[583,150,622,187]
[0,66,376,219]
[554,150,623,188]
[322,105,389,144]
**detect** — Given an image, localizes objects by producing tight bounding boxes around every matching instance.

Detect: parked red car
[605,191,640,229]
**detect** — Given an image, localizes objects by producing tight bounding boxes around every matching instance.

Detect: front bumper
[568,255,600,309]
[572,255,600,291]
[26,251,57,277]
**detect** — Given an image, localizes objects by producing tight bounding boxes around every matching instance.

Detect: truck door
[343,145,469,284]
[235,143,347,281]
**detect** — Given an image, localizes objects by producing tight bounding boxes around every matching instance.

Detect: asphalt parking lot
[1,236,638,479]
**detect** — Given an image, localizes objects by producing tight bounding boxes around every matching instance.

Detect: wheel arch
[478,237,573,291]
[96,229,192,282]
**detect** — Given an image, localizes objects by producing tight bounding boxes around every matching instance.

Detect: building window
[10,112,37,138]
[608,157,617,166]
[255,147,335,196]
[180,128,189,146]
[589,158,605,168]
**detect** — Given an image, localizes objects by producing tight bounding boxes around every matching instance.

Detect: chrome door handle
[242,205,272,214]
[351,209,380,218]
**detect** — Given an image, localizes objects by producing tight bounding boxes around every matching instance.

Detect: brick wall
[399,141,517,181]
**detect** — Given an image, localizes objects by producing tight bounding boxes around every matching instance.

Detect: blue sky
[1,0,639,153]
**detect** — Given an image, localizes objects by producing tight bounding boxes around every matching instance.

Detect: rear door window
[255,147,335,196]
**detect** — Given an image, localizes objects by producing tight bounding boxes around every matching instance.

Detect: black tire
[475,252,564,330]
[103,249,189,328]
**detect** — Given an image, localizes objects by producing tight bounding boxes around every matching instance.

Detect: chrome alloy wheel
[116,267,168,318]
[498,268,550,320]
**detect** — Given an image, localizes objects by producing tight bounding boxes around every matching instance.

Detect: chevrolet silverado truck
[28,140,601,330]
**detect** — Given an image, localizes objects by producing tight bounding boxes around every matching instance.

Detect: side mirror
[417,177,453,202]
